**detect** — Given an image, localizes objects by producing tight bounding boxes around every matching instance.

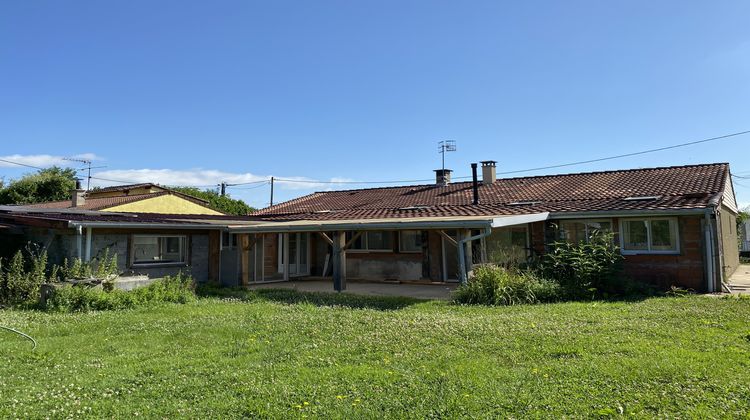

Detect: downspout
[704,199,721,293]
[458,226,492,284]
[75,225,83,261]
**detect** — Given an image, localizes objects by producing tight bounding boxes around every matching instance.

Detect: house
[0,162,741,293]
[741,218,750,256]
[25,182,224,215]
[228,162,740,292]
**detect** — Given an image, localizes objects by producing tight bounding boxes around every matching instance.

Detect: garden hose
[0,326,37,350]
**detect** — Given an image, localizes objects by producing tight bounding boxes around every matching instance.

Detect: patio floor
[247,279,457,300]
[728,264,750,295]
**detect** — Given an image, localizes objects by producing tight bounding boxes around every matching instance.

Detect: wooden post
[282,233,290,281]
[208,230,221,285]
[239,234,250,287]
[332,231,346,292]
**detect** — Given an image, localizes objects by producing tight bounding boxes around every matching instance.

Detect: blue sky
[1,0,749,209]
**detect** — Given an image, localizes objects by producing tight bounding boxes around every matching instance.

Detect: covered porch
[219,213,549,292]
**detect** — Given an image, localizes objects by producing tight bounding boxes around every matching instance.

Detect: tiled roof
[23,193,170,211]
[253,163,731,221]
[90,183,162,194]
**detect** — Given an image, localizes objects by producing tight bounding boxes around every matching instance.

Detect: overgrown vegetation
[0,246,122,307]
[0,166,77,205]
[42,273,195,312]
[454,265,561,305]
[456,232,649,306]
[169,186,255,215]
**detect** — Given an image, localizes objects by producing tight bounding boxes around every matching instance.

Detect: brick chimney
[434,169,452,186]
[481,161,497,185]
[71,179,86,208]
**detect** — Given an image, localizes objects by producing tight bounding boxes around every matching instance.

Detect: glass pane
[346,231,364,249]
[367,231,392,250]
[650,220,676,250]
[299,233,308,265]
[623,221,648,250]
[400,230,422,252]
[133,237,159,263]
[161,237,184,263]
[560,221,586,243]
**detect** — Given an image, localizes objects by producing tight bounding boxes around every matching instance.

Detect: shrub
[539,232,623,298]
[0,249,48,306]
[454,265,562,306]
[43,272,196,312]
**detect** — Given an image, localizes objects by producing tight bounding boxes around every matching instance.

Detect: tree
[169,186,255,216]
[0,167,77,205]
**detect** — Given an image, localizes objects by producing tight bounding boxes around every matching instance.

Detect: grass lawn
[1,290,750,418]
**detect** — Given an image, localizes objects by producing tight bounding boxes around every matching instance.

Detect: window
[399,230,423,252]
[222,232,238,249]
[346,231,393,251]
[485,226,529,265]
[559,220,612,244]
[131,235,187,266]
[620,218,679,254]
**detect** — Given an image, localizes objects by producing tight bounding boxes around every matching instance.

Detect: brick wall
[615,216,706,291]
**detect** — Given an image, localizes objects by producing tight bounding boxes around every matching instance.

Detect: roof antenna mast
[438,140,457,173]
[63,157,106,191]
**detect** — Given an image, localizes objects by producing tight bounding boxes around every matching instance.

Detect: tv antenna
[63,157,106,191]
[437,140,457,173]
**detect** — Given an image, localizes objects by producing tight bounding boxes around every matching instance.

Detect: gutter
[549,208,708,219]
[67,221,224,230]
[229,219,494,233]
[458,226,492,284]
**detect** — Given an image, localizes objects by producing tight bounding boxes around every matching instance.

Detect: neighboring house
[0,163,741,292]
[742,219,750,255]
[25,183,224,215]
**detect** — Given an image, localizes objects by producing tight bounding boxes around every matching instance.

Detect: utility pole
[220,182,226,197]
[269,177,274,207]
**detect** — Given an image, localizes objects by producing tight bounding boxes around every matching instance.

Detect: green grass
[1,290,750,418]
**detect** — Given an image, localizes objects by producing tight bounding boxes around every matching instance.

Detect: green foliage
[0,166,77,205]
[168,186,255,215]
[540,232,624,298]
[55,251,119,281]
[43,272,196,312]
[454,265,561,306]
[0,249,48,305]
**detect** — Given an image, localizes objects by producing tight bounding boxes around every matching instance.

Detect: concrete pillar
[332,231,347,292]
[84,227,93,262]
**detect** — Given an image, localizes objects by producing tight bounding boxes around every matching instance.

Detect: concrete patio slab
[728,264,750,295]
[247,280,457,300]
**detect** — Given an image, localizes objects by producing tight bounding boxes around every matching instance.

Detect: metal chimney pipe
[471,163,479,205]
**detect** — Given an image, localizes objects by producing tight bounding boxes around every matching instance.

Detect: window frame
[130,234,189,267]
[221,232,238,250]
[398,230,423,253]
[558,219,613,244]
[345,231,394,253]
[619,217,680,255]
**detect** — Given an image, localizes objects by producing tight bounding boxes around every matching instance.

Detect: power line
[732,174,750,179]
[494,129,750,176]
[225,179,269,187]
[0,158,46,170]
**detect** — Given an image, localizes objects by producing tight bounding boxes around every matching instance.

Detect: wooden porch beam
[437,230,458,246]
[317,231,334,246]
[332,231,346,292]
[344,231,363,250]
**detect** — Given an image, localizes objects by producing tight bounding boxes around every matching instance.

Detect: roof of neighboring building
[252,163,733,221]
[22,189,217,213]
[89,183,165,195]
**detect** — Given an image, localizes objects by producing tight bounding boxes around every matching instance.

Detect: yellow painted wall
[104,194,223,215]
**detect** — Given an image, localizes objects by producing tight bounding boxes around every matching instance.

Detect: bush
[0,249,48,306]
[454,265,562,306]
[539,232,623,298]
[43,273,196,312]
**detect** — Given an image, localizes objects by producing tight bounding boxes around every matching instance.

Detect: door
[442,230,460,282]
[280,232,310,277]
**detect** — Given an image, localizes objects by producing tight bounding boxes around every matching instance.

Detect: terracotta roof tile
[253,163,730,221]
